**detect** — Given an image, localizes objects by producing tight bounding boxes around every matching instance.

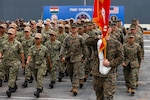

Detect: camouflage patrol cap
[35,33,42,39]
[0,24,7,29]
[77,24,83,29]
[46,18,51,22]
[7,28,15,35]
[71,23,77,28]
[83,23,87,27]
[85,19,90,23]
[30,20,36,25]
[38,19,43,24]
[24,26,31,32]
[127,33,134,38]
[23,22,30,27]
[44,21,50,25]
[130,24,136,30]
[36,22,42,28]
[58,24,64,28]
[87,21,93,26]
[9,23,17,29]
[65,24,70,28]
[49,31,56,36]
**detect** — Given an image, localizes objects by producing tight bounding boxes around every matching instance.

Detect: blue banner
[43,6,124,24]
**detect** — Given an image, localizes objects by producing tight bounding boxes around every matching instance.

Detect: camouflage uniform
[28,44,50,90]
[125,32,144,86]
[20,36,34,86]
[60,34,86,95]
[85,28,99,81]
[78,33,89,86]
[44,39,61,87]
[123,42,141,93]
[56,31,68,80]
[0,39,24,91]
[86,37,123,100]
[0,32,7,85]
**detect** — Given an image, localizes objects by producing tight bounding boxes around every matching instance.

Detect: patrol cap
[7,28,15,35]
[85,19,90,23]
[131,18,138,22]
[35,33,42,39]
[49,31,57,36]
[83,23,87,27]
[0,24,7,29]
[77,24,83,29]
[64,24,70,28]
[87,21,93,26]
[71,23,77,28]
[81,19,85,22]
[38,19,43,24]
[70,18,74,21]
[44,21,50,26]
[130,24,136,30]
[24,26,31,32]
[30,20,36,25]
[9,23,17,29]
[110,22,116,27]
[46,18,51,22]
[36,22,42,28]
[127,33,134,38]
[58,24,64,28]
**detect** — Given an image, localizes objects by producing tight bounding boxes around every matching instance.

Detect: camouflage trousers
[59,62,66,73]
[24,64,32,81]
[31,66,46,90]
[85,59,94,78]
[0,63,4,79]
[49,60,59,81]
[123,64,139,89]
[93,74,116,100]
[66,61,81,88]
[3,61,19,88]
[79,62,85,84]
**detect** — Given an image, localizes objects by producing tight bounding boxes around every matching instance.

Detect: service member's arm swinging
[20,53,25,68]
[47,56,52,70]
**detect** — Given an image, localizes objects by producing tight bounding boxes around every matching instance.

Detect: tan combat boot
[72,87,78,96]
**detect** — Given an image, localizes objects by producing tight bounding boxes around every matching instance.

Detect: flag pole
[84,0,87,6]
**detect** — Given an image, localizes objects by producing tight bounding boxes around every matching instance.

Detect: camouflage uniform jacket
[0,33,7,47]
[60,34,86,63]
[56,32,68,43]
[91,38,123,77]
[0,39,24,65]
[20,36,34,59]
[110,31,121,43]
[88,29,99,39]
[28,44,49,68]
[125,33,144,57]
[123,42,141,68]
[44,39,61,61]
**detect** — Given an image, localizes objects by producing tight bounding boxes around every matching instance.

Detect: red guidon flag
[92,0,111,57]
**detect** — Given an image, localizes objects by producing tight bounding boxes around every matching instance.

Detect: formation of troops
[0,17,144,100]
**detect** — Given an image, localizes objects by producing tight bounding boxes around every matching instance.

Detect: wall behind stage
[0,0,149,24]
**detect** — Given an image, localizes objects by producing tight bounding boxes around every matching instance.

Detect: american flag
[110,6,119,14]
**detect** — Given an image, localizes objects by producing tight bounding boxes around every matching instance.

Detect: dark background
[0,0,149,24]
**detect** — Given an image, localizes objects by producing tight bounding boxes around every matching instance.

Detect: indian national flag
[50,7,59,13]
